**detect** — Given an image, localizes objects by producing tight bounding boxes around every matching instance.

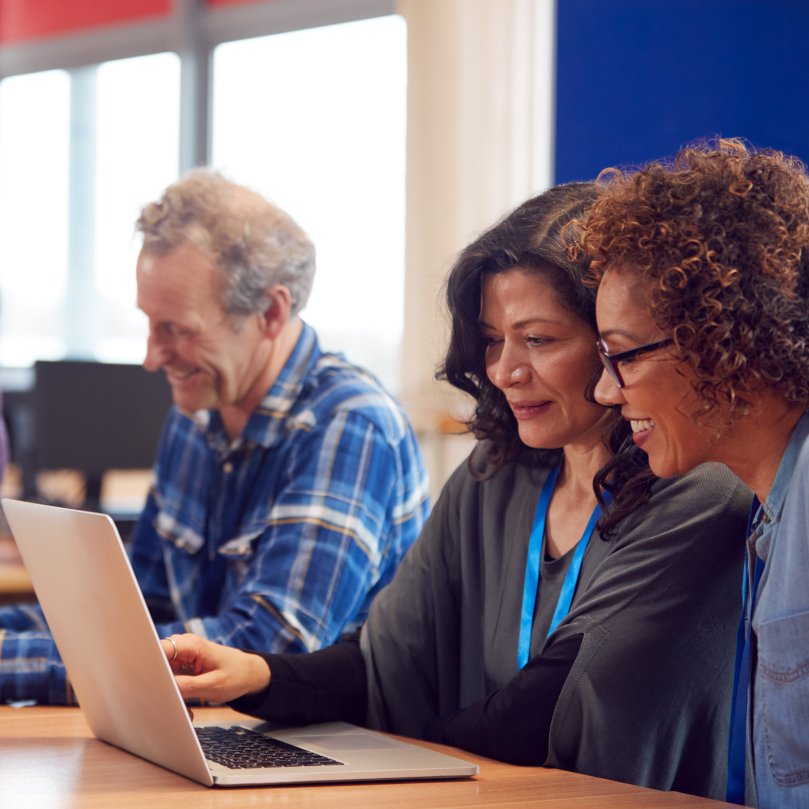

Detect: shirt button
[223,461,234,474]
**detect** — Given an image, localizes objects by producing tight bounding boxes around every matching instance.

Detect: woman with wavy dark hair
[588,138,809,809]
[158,183,748,798]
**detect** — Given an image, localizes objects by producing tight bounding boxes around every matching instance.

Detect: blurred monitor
[32,360,173,508]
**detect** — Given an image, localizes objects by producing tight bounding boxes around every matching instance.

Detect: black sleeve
[229,631,368,726]
[423,633,583,764]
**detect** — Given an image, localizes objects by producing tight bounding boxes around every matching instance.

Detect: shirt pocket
[756,609,809,786]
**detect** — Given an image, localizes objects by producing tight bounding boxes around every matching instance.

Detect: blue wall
[555,0,809,183]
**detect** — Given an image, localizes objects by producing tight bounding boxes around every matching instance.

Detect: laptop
[2,498,478,787]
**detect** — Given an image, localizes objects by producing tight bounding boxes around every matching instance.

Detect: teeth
[630,418,654,433]
[168,368,197,381]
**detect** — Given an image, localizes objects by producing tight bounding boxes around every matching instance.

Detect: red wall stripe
[0,0,171,45]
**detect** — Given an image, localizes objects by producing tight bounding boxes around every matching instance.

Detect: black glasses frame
[597,338,673,388]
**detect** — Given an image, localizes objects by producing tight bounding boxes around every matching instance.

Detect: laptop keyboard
[196,725,343,769]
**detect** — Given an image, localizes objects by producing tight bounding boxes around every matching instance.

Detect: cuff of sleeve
[229,653,314,724]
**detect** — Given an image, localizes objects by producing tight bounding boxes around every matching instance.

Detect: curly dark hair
[583,138,809,424]
[439,182,655,537]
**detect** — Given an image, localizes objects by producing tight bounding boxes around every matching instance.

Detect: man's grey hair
[136,168,316,319]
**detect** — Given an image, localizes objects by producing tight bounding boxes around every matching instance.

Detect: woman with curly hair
[587,138,809,809]
[159,183,749,798]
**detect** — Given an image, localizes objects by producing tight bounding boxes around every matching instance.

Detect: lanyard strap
[726,497,765,805]
[517,462,605,670]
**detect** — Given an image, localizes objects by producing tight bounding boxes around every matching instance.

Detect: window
[94,53,180,362]
[0,53,180,367]
[212,15,406,390]
[0,5,405,392]
[0,70,70,365]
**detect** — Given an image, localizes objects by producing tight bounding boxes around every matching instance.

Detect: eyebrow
[154,318,195,333]
[479,316,568,330]
[597,327,646,342]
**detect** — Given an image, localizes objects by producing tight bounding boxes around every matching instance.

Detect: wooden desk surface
[0,706,736,808]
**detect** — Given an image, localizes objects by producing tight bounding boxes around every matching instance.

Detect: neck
[558,437,613,497]
[221,318,303,440]
[543,435,612,559]
[715,395,804,503]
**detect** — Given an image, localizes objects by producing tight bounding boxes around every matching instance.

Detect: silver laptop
[2,498,478,787]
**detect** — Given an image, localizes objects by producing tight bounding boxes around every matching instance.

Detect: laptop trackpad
[301,733,403,752]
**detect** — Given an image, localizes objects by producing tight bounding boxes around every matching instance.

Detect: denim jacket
[751,410,809,808]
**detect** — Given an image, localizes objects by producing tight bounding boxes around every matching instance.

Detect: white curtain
[397,0,556,420]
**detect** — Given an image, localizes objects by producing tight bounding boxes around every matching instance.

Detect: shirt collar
[761,409,809,526]
[197,322,321,451]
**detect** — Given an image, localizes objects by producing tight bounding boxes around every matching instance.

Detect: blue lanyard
[517,462,605,670]
[726,497,765,805]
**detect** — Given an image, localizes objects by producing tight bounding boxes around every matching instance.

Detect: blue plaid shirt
[0,323,430,704]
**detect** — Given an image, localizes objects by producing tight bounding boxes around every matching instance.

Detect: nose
[143,329,170,373]
[593,366,625,406]
[488,341,530,390]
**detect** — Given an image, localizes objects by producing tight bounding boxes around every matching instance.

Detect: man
[0,169,430,703]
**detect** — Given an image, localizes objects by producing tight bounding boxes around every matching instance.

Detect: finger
[175,670,226,702]
[160,637,178,663]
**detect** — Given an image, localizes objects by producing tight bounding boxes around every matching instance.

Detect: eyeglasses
[596,337,673,388]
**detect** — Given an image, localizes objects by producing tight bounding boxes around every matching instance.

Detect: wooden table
[0,706,737,808]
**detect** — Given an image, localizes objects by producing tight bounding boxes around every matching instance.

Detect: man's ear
[260,285,293,338]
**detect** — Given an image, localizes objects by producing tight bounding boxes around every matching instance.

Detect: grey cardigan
[361,453,750,798]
